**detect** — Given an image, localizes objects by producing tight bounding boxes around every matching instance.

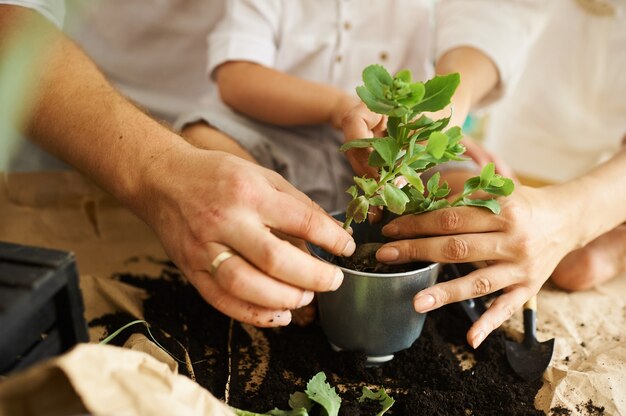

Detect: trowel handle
[523,295,538,342]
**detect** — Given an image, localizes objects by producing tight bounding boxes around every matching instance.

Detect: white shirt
[2,0,544,121]
[484,0,626,183]
[209,0,545,105]
[0,0,64,27]
[0,0,225,123]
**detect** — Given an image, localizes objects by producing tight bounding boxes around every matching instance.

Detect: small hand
[375,185,578,348]
[340,102,387,179]
[138,145,356,327]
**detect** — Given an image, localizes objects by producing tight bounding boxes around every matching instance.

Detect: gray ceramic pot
[308,213,439,364]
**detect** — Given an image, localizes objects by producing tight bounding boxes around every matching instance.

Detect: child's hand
[340,102,386,179]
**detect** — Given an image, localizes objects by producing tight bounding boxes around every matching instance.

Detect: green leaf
[339,138,376,152]
[463,176,481,196]
[403,187,426,213]
[289,392,314,412]
[368,195,387,207]
[346,185,358,199]
[425,199,451,212]
[445,126,463,145]
[460,198,501,214]
[368,149,387,167]
[362,64,393,99]
[387,117,400,139]
[483,177,515,196]
[426,131,449,160]
[411,73,461,113]
[356,86,396,115]
[434,181,450,198]
[354,177,378,195]
[399,164,425,193]
[267,409,309,416]
[479,162,496,187]
[372,137,401,167]
[383,183,410,215]
[394,69,411,83]
[346,195,370,224]
[358,387,395,416]
[304,372,341,416]
[397,82,425,108]
[401,115,434,130]
[426,172,441,194]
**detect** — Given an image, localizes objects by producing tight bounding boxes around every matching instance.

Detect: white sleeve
[0,0,65,28]
[436,0,547,106]
[207,0,281,78]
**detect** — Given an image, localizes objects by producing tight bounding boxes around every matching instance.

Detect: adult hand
[375,184,580,348]
[136,144,356,327]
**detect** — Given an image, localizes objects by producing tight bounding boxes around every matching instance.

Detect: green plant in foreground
[341,65,515,229]
[233,371,394,416]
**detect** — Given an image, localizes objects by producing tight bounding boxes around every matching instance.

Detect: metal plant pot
[307,213,439,365]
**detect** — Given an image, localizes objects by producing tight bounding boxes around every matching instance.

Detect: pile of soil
[88,262,593,415]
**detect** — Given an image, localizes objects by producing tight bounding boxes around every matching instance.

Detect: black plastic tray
[0,241,88,374]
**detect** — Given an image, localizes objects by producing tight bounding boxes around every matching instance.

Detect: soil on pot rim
[89,262,596,416]
[332,242,429,274]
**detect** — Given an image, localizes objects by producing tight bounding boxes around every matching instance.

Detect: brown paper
[0,344,234,416]
[1,170,625,414]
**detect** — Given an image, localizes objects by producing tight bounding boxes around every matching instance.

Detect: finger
[291,302,317,327]
[188,269,292,327]
[411,263,522,313]
[341,102,386,142]
[367,206,384,224]
[223,220,345,293]
[377,232,510,265]
[259,190,356,257]
[466,286,533,348]
[381,207,506,239]
[346,148,378,178]
[204,244,315,310]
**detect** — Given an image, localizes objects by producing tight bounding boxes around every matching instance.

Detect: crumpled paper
[0,343,234,416]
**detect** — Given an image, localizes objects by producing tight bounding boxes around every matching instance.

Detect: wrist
[117,132,193,214]
[329,94,359,130]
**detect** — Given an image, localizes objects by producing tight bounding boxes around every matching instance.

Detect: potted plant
[308,65,514,364]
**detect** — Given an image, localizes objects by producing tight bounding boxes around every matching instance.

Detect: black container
[0,241,88,374]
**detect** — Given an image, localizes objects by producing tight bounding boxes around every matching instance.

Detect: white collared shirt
[208,0,545,105]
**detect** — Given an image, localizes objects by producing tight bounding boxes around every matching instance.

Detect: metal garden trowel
[504,295,555,381]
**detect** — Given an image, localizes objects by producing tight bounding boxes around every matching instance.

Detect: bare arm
[1,5,355,326]
[435,46,498,127]
[215,61,358,129]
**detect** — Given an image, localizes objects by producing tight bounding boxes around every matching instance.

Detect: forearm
[216,61,357,128]
[1,6,191,209]
[557,147,626,248]
[435,46,498,127]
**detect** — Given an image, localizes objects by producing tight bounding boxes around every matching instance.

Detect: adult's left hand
[375,184,580,348]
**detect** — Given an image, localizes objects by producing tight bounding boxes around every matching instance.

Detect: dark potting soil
[90,263,587,416]
[333,242,429,274]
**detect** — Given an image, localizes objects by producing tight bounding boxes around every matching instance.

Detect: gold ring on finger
[209,249,237,276]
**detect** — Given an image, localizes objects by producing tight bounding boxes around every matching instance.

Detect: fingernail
[272,310,292,326]
[471,330,486,349]
[414,294,436,312]
[377,246,399,262]
[342,239,356,256]
[297,290,314,308]
[330,268,344,291]
[382,224,398,236]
